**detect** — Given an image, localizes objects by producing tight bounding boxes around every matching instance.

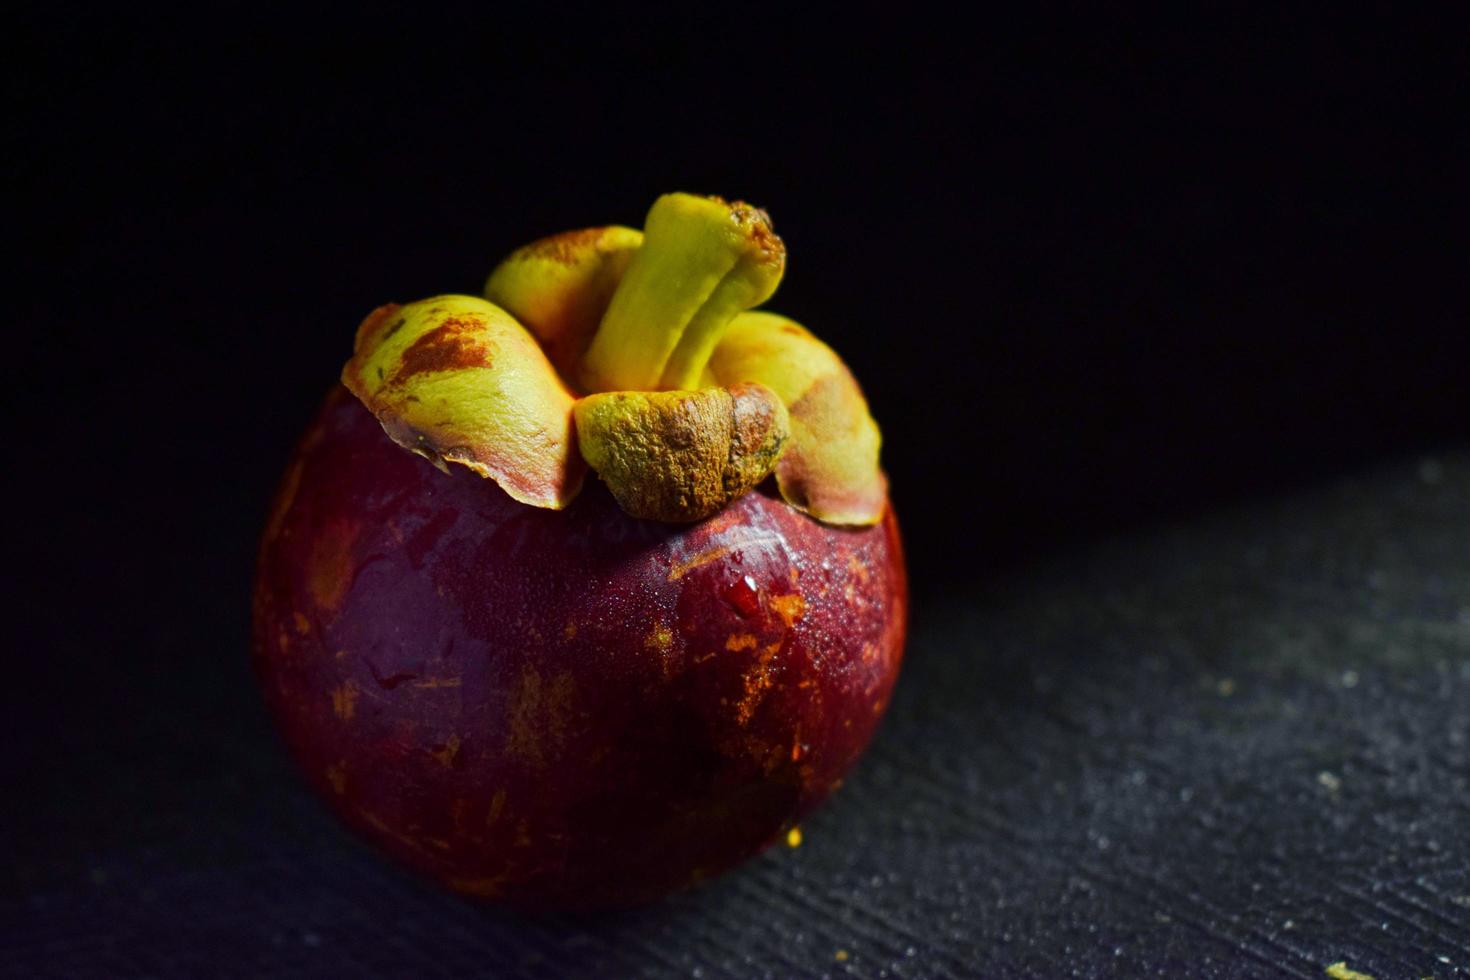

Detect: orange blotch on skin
[411,676,461,689]
[431,734,461,768]
[769,592,807,628]
[734,642,782,726]
[325,763,347,795]
[668,531,785,580]
[668,541,745,580]
[292,611,311,635]
[505,668,577,766]
[700,508,740,536]
[308,518,358,614]
[361,811,394,835]
[562,620,578,640]
[726,633,758,652]
[330,682,359,720]
[486,789,507,830]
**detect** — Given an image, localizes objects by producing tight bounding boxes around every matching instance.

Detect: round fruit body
[252,387,907,908]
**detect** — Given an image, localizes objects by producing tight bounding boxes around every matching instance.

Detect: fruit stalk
[581,193,785,393]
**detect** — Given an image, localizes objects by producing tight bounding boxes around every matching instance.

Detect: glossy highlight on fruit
[252,192,906,908]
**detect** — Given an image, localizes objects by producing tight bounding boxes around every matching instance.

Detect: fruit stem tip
[581,193,785,393]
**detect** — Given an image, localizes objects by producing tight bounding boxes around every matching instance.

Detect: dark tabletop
[7,17,1466,978]
[7,452,1467,979]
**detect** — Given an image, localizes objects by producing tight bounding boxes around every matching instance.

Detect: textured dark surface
[6,453,1469,979]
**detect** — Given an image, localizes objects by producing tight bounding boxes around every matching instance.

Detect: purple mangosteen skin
[253,386,906,908]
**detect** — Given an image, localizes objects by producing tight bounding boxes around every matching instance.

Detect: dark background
[8,10,1467,978]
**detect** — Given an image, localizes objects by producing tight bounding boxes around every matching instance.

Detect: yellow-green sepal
[342,295,585,509]
[483,226,643,380]
[709,311,886,526]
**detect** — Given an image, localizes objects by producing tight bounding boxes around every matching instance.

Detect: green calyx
[580,193,786,393]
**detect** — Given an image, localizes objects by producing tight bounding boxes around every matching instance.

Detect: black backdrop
[12,13,1466,590]
[8,10,1467,978]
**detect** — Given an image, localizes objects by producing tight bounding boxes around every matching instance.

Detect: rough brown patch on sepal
[574,383,790,522]
[483,226,643,381]
[342,295,585,509]
[709,312,886,526]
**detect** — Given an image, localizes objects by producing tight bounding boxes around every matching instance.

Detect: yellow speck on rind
[330,682,358,720]
[325,763,347,795]
[786,827,802,848]
[431,734,461,768]
[834,949,850,962]
[504,668,577,766]
[769,592,807,628]
[411,676,461,689]
[486,789,507,830]
[307,519,358,615]
[646,623,675,653]
[1326,962,1375,980]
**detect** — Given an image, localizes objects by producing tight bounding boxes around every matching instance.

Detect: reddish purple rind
[252,386,907,909]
